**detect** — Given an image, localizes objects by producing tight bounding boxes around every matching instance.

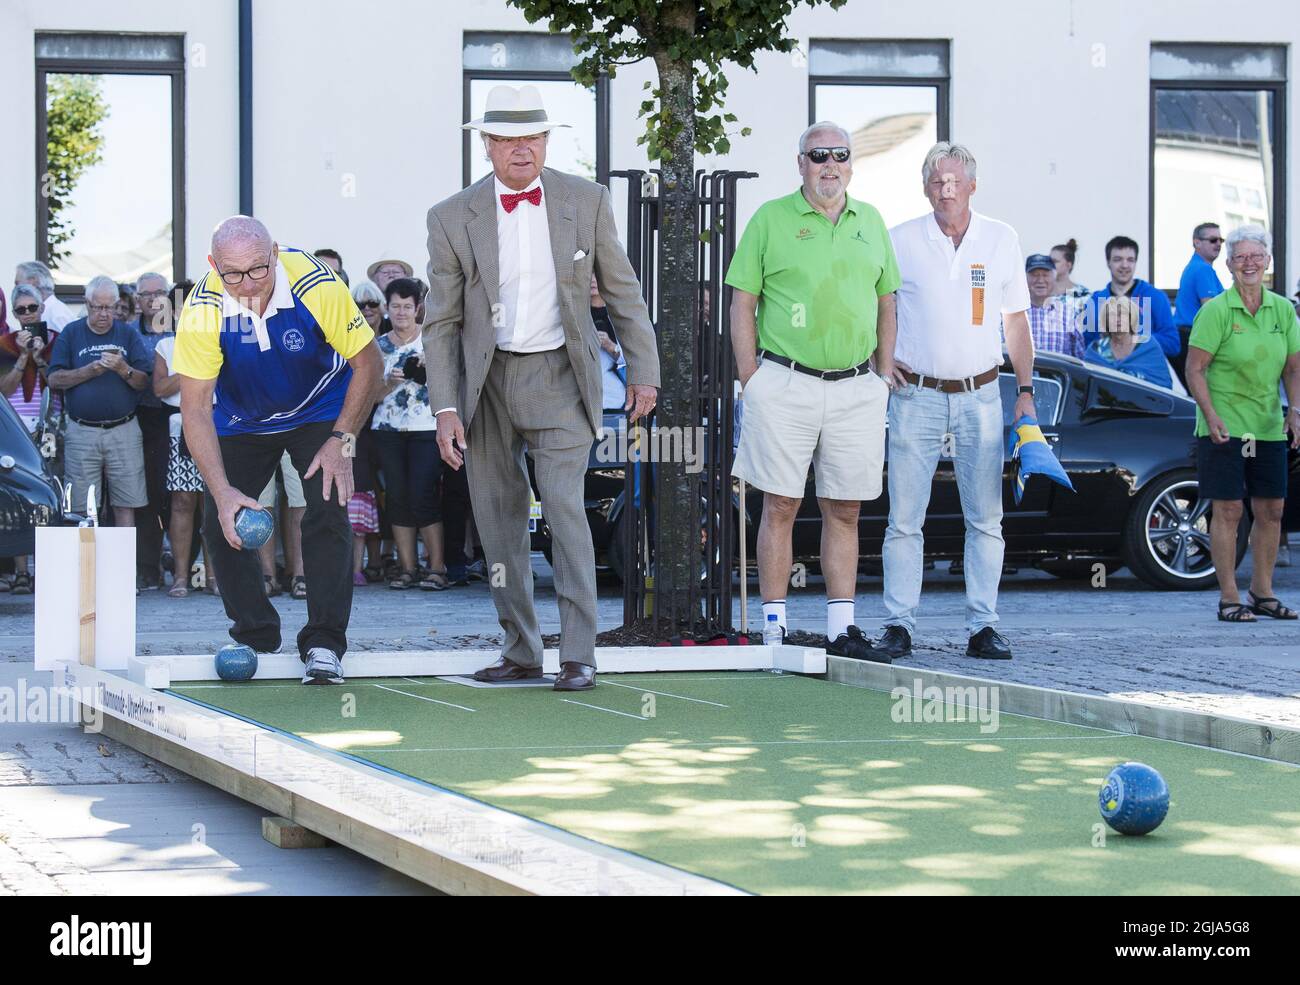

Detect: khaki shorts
[732,359,888,500]
[258,450,306,509]
[64,417,149,510]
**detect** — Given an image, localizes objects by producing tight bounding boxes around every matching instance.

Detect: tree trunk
[650,35,701,631]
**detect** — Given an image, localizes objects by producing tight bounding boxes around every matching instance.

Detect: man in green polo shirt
[726,120,900,661]
[1185,224,1300,624]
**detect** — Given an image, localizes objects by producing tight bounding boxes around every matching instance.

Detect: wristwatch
[1017,385,1035,396]
[330,430,354,443]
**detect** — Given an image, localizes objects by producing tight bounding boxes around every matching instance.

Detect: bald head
[209,215,278,311]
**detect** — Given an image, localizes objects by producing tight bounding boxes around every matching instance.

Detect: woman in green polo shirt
[1185,224,1300,622]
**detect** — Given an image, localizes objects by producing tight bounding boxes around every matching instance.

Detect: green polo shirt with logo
[1188,286,1300,440]
[725,188,900,371]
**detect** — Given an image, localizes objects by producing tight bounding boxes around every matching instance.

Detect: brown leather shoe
[472,656,543,683]
[552,661,596,691]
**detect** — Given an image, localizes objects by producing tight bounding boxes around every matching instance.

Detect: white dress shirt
[493,176,564,352]
[42,294,75,331]
[889,210,1030,379]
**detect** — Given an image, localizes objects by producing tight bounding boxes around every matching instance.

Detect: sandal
[290,576,307,600]
[11,573,32,596]
[419,570,450,591]
[1217,601,1256,622]
[264,574,282,598]
[1247,592,1298,620]
[168,583,189,599]
[389,571,417,590]
[363,565,382,584]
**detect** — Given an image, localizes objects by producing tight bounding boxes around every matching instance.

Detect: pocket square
[573,249,587,261]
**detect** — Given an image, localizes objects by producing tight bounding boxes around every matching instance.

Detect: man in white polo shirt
[873,142,1036,662]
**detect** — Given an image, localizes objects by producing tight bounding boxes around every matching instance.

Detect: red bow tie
[500,187,542,213]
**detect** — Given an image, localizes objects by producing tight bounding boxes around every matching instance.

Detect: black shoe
[827,625,891,664]
[874,625,912,660]
[967,627,1012,660]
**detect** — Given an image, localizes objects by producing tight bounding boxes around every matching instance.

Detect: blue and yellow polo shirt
[174,247,373,435]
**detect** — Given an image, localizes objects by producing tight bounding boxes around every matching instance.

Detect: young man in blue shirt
[1084,235,1178,361]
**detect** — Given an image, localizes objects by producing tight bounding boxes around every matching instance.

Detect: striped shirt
[1028,296,1085,360]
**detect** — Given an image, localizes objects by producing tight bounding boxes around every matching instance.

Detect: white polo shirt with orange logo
[889,210,1030,380]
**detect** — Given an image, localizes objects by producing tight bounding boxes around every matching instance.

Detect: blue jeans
[882,381,1005,635]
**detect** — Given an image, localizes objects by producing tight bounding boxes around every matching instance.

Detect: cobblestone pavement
[3,553,1297,894]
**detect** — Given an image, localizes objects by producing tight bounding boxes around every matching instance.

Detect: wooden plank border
[64,662,745,897]
[825,655,1300,766]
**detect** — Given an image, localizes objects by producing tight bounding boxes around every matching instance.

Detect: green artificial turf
[170,673,1300,895]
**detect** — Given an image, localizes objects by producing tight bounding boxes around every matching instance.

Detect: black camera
[402,354,427,385]
[27,322,49,347]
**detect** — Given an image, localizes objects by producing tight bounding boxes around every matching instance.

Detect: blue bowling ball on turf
[234,507,274,550]
[215,644,258,681]
[1099,762,1169,835]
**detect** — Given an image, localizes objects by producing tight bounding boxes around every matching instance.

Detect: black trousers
[371,429,442,527]
[441,455,471,569]
[203,421,352,658]
[136,405,174,582]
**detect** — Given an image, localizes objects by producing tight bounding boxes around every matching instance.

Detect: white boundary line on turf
[362,734,1128,754]
[599,680,729,707]
[560,699,646,721]
[371,684,477,713]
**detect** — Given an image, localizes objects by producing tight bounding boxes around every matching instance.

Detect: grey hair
[211,215,272,255]
[10,283,42,307]
[351,279,384,306]
[1225,223,1272,261]
[799,121,852,154]
[135,271,168,292]
[15,260,55,297]
[921,141,978,184]
[84,275,119,303]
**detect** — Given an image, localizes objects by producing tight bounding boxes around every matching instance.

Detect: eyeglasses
[802,146,851,164]
[1230,253,1269,266]
[1197,236,1223,244]
[137,290,167,300]
[87,304,116,314]
[13,304,39,315]
[358,300,381,310]
[217,257,273,286]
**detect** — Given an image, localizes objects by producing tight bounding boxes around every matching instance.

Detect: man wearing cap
[1025,253,1085,359]
[425,84,660,691]
[873,142,1036,663]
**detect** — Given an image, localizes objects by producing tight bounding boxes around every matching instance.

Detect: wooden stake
[78,527,96,666]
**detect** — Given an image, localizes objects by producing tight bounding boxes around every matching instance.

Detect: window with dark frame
[808,39,950,229]
[1150,43,1286,294]
[462,31,609,189]
[35,32,186,302]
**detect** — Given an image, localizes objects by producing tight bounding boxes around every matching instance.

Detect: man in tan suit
[425,85,660,691]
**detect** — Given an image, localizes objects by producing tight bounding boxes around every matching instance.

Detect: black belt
[496,344,564,357]
[70,412,135,429]
[759,350,872,382]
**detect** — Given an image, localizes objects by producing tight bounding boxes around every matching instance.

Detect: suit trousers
[466,347,596,668]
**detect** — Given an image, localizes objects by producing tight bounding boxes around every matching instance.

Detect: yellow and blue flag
[1008,414,1075,505]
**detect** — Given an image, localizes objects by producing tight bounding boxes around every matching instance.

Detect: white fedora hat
[462,84,572,137]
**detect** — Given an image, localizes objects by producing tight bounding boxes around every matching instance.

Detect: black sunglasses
[802,146,851,164]
[358,300,381,310]
[13,304,40,315]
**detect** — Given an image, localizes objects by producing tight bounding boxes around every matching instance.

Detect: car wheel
[1123,468,1246,590]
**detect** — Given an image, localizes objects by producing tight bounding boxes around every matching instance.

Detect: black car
[0,394,64,556]
[537,353,1298,591]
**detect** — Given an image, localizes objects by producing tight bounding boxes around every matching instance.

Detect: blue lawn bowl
[215,644,258,682]
[1099,762,1170,835]
[234,507,274,551]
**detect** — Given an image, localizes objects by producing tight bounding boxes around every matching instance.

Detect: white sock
[762,600,787,631]
[827,598,854,640]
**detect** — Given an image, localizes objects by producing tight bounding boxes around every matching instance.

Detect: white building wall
[1,0,1295,297]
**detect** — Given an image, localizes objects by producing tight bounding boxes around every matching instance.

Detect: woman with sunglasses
[351,279,386,332]
[0,283,62,594]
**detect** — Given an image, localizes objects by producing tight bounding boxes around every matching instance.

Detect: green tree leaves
[45,74,109,263]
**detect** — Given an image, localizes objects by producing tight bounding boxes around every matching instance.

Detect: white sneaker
[301,647,344,685]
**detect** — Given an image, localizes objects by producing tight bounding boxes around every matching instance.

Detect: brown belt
[900,367,999,393]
